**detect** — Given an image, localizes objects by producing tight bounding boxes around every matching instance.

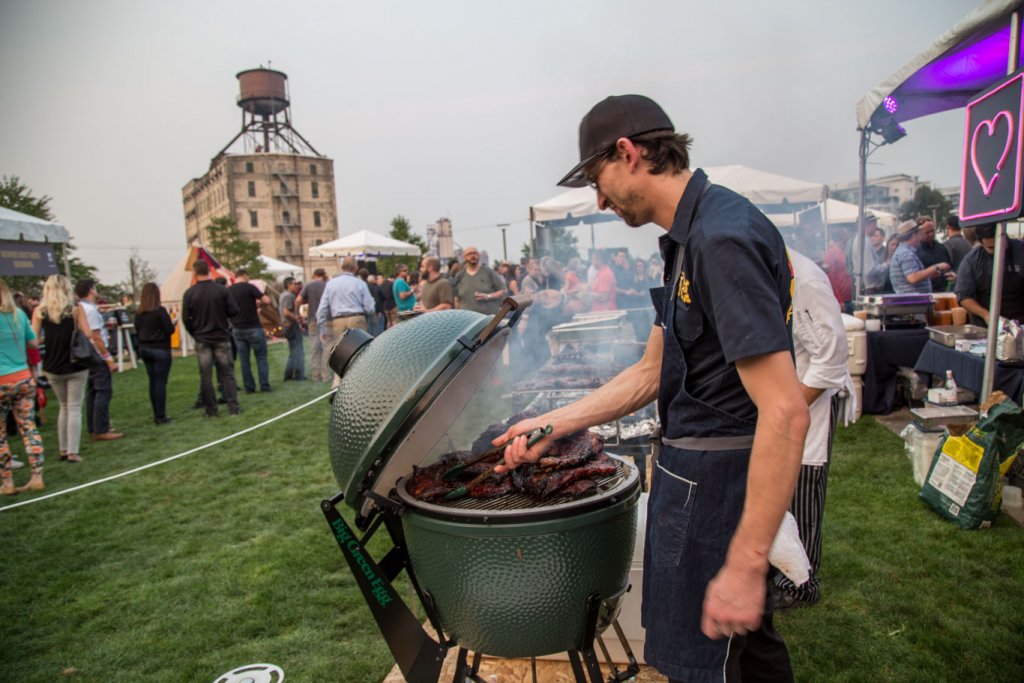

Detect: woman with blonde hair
[31,274,90,465]
[0,278,46,494]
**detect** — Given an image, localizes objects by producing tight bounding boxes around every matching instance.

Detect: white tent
[258,254,303,278]
[309,230,421,258]
[768,199,898,230]
[529,186,616,224]
[703,165,825,205]
[529,164,826,223]
[0,206,70,243]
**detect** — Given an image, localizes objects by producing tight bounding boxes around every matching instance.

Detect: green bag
[920,399,1024,529]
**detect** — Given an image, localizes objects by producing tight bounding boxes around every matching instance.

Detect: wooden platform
[383,652,668,683]
[381,623,667,682]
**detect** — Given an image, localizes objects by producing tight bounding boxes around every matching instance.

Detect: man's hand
[492,416,561,473]
[701,558,768,639]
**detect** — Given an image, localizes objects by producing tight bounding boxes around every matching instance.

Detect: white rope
[0,389,336,512]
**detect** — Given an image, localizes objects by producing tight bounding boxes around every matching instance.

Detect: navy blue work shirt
[654,168,794,429]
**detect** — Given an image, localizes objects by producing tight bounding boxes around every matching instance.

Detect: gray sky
[1,0,978,283]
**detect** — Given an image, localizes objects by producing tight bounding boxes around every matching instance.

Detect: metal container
[926,324,988,348]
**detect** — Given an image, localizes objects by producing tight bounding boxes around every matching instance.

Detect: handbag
[71,305,106,369]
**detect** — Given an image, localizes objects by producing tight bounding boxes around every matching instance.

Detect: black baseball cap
[557,94,674,187]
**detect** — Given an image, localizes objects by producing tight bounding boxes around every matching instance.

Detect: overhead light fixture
[883,95,899,114]
[879,120,907,144]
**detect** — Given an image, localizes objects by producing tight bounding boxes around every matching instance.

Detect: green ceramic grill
[321,300,642,682]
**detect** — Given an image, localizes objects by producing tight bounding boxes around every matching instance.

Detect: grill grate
[433,459,632,511]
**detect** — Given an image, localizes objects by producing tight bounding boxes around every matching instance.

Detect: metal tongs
[443,425,552,501]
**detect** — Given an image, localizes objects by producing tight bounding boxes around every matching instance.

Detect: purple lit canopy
[857,0,1024,132]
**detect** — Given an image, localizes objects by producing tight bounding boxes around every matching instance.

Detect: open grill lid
[328,304,523,519]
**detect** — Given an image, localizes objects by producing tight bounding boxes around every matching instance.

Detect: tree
[1,175,54,219]
[0,176,98,294]
[898,184,952,229]
[205,215,268,280]
[521,225,580,265]
[116,247,160,300]
[376,215,427,277]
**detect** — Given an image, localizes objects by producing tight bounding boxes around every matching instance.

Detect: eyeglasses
[584,149,616,191]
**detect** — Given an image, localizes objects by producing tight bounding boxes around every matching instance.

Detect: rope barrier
[0,389,336,513]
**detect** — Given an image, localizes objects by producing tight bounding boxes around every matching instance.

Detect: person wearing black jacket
[134,283,176,424]
[182,261,240,417]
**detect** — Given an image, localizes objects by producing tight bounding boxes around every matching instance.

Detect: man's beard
[609,189,653,228]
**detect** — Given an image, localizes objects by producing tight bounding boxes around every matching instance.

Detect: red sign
[960,71,1024,227]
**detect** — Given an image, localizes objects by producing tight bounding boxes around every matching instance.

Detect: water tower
[214,67,321,158]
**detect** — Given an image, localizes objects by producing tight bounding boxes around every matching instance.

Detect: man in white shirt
[772,250,853,609]
[75,278,122,440]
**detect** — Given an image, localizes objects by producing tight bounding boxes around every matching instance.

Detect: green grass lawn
[2,344,1022,682]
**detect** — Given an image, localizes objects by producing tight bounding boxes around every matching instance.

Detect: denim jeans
[195,340,239,415]
[85,363,113,434]
[140,346,173,420]
[232,326,270,392]
[284,325,305,380]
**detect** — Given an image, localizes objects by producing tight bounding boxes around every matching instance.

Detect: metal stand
[115,324,137,371]
[321,494,640,683]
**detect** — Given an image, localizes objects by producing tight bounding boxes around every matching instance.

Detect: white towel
[768,511,811,586]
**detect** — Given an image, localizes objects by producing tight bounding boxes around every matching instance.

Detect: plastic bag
[919,395,1024,529]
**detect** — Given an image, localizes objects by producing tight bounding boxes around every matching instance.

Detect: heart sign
[971,111,1014,196]
[960,70,1024,226]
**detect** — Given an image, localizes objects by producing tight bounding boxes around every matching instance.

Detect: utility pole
[129,254,138,301]
[497,224,509,262]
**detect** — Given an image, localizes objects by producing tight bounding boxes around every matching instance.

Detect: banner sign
[0,240,59,276]
[960,70,1024,227]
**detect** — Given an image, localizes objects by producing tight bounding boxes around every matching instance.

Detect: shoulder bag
[71,305,106,369]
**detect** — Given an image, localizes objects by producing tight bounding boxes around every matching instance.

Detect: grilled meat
[408,459,461,501]
[408,428,609,503]
[538,432,604,470]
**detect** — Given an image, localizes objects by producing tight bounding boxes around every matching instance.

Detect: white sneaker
[10,458,25,469]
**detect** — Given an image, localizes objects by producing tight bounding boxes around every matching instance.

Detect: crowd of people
[819,213,1024,324]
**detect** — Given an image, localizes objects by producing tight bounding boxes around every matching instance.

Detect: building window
[280,181,289,194]
[310,164,318,175]
[283,210,291,224]
[245,161,253,173]
[311,181,319,199]
[314,210,321,227]
[249,210,258,228]
[285,239,293,252]
[316,239,323,246]
[247,181,255,197]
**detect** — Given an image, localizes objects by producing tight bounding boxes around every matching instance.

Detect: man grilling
[495,95,808,682]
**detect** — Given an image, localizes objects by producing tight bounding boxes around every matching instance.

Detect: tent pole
[856,128,868,299]
[981,9,1021,402]
[61,243,72,280]
[823,186,830,260]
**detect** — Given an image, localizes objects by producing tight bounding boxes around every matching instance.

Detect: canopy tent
[308,230,421,258]
[857,0,1024,131]
[703,165,825,205]
[0,206,70,243]
[529,165,826,226]
[159,245,233,304]
[855,0,1024,402]
[258,254,303,279]
[529,186,619,227]
[767,199,898,230]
